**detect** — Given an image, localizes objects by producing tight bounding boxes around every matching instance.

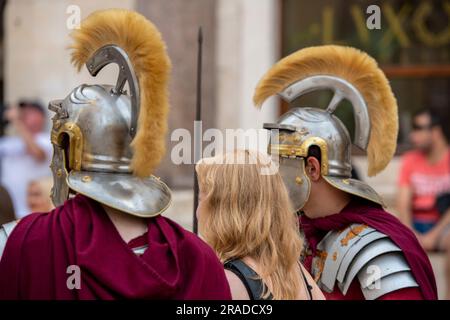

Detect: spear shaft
[193,27,203,234]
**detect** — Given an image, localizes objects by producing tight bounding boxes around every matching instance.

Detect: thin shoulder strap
[224,259,273,300]
[299,263,314,300]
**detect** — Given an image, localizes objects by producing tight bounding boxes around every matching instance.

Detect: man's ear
[305,157,321,182]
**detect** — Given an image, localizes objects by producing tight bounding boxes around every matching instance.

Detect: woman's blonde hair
[195,150,304,300]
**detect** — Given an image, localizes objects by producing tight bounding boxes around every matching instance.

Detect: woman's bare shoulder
[300,264,326,300]
[225,269,251,300]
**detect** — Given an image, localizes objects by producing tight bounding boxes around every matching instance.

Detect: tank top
[224,259,314,300]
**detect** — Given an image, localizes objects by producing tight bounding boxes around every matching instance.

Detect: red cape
[0,195,231,300]
[300,198,438,300]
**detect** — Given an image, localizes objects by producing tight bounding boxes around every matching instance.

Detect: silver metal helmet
[49,9,172,217]
[254,45,399,211]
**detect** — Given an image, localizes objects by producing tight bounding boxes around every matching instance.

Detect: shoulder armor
[0,220,18,261]
[357,252,418,300]
[312,223,418,299]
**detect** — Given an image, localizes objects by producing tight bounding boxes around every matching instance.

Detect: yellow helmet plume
[70,9,171,178]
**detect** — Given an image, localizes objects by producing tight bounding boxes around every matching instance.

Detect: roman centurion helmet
[253,45,398,211]
[48,9,172,217]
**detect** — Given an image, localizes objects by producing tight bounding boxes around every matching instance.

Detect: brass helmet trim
[50,121,83,171]
[267,136,329,176]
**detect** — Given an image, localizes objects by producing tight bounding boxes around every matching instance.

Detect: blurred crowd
[0,101,53,224]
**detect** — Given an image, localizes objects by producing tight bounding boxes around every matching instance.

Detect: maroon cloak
[0,194,231,300]
[301,198,438,300]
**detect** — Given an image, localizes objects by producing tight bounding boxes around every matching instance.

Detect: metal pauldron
[311,224,419,299]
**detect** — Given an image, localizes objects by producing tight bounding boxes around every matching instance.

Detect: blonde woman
[26,177,54,214]
[196,150,325,300]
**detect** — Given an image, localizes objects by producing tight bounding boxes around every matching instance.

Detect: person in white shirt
[0,101,52,218]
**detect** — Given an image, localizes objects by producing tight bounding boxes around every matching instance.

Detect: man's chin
[415,146,431,154]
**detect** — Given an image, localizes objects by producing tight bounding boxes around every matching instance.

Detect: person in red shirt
[398,108,450,299]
